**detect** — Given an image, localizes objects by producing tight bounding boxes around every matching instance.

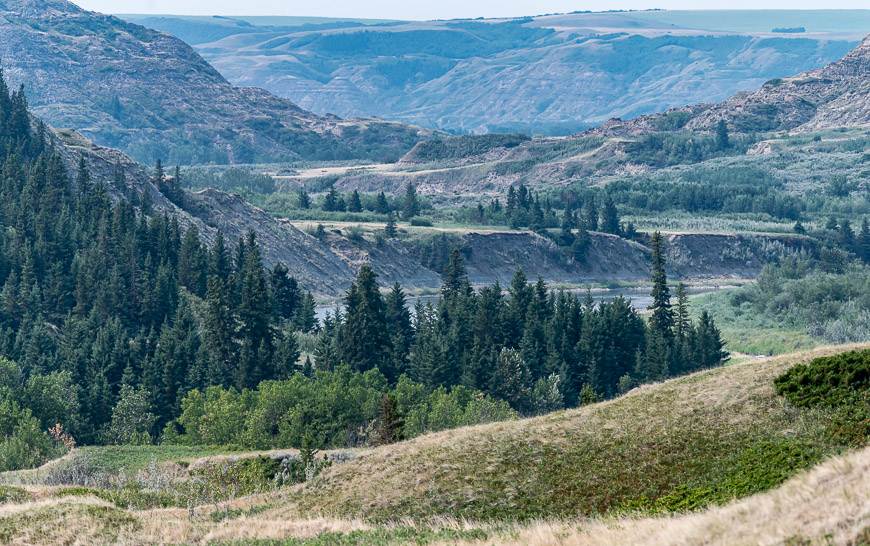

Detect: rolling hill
[0,345,866,544]
[0,0,428,165]
[124,10,868,135]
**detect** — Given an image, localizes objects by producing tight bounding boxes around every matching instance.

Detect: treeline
[311,182,423,221]
[460,183,633,237]
[312,238,727,415]
[625,122,755,167]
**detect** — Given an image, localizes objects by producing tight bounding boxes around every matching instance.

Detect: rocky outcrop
[0,0,427,165]
[598,34,870,136]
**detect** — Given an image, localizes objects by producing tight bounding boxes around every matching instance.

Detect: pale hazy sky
[72,1,870,20]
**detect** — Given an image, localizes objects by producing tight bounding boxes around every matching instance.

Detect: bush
[0,401,64,472]
[168,369,515,450]
[775,349,869,445]
[775,349,869,408]
[410,217,434,227]
[0,486,31,504]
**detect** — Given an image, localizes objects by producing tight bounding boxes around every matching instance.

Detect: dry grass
[0,446,866,545]
[0,345,867,545]
[293,344,868,521]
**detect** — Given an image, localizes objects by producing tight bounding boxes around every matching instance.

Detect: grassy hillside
[0,345,865,544]
[294,345,867,521]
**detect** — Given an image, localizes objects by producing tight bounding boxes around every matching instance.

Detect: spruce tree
[441,248,469,300]
[600,196,620,235]
[235,232,274,388]
[202,279,236,387]
[339,265,390,377]
[693,310,729,369]
[583,197,598,231]
[375,191,390,214]
[348,190,363,213]
[715,119,730,150]
[297,188,311,209]
[384,212,398,238]
[292,292,317,333]
[269,263,301,321]
[178,227,207,297]
[648,231,674,340]
[402,183,420,219]
[374,393,404,446]
[385,283,413,377]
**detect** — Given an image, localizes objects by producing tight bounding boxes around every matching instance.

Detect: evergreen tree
[648,232,674,340]
[202,276,236,387]
[375,191,390,214]
[384,212,398,238]
[583,197,598,231]
[715,119,730,150]
[441,248,469,300]
[322,187,342,212]
[297,188,311,209]
[402,183,420,219]
[348,190,363,213]
[339,265,391,377]
[692,310,729,369]
[374,393,404,445]
[269,263,301,321]
[274,330,301,378]
[178,227,207,297]
[154,298,200,423]
[385,283,413,377]
[235,232,274,388]
[292,292,317,333]
[600,196,620,235]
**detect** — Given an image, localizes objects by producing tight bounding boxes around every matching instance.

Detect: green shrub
[775,349,869,445]
[54,485,179,510]
[410,217,434,227]
[774,349,869,408]
[0,485,31,504]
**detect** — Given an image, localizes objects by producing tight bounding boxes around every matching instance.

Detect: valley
[125,10,869,135]
[0,1,867,544]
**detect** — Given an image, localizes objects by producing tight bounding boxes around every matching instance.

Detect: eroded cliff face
[55,124,808,296]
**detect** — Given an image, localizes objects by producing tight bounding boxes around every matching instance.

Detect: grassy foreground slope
[0,345,866,545]
[295,345,868,521]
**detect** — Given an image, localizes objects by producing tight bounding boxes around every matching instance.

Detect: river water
[315,285,731,322]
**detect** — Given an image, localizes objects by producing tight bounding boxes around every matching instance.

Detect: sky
[72,0,870,20]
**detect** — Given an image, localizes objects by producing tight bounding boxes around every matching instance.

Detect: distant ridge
[0,0,428,164]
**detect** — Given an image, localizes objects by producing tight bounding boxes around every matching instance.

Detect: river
[315,285,732,322]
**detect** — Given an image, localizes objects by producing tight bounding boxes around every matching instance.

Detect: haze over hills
[122,10,869,135]
[0,0,427,165]
[293,32,870,203]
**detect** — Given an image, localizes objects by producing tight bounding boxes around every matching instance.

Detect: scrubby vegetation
[165,370,515,449]
[405,134,530,162]
[775,348,869,446]
[699,257,870,354]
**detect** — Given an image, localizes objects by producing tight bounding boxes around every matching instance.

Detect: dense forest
[0,72,727,469]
